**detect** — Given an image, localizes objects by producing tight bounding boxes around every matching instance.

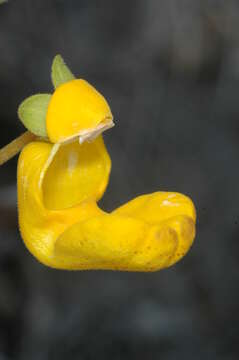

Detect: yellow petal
[17,137,196,271]
[54,214,178,271]
[46,79,113,143]
[54,193,195,271]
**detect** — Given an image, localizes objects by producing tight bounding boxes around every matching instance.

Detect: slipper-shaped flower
[17,55,196,271]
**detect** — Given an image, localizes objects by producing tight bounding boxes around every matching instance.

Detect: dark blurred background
[0,0,238,359]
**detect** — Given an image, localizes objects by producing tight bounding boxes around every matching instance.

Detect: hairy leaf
[18,94,51,137]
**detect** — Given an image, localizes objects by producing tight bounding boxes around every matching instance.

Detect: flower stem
[0,131,36,166]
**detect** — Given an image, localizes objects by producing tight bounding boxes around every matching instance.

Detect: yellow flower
[17,56,196,271]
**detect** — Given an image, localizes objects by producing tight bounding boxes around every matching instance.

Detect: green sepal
[51,54,75,89]
[18,94,51,137]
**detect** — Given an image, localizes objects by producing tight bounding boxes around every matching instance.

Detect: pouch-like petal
[17,137,196,271]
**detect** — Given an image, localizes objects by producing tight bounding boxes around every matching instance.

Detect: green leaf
[0,0,8,4]
[51,54,75,89]
[18,94,51,137]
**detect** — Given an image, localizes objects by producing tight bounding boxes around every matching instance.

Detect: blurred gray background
[0,0,238,359]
